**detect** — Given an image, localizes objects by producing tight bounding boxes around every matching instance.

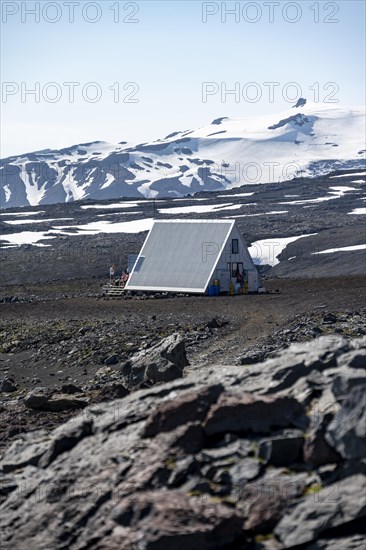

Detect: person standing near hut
[109,264,115,285]
[120,270,129,287]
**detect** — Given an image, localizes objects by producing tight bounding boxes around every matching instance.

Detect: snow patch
[21,167,48,206]
[329,172,366,178]
[0,211,45,217]
[80,201,162,210]
[97,211,144,217]
[217,192,254,198]
[56,218,154,235]
[279,186,356,205]
[349,208,366,215]
[0,231,55,247]
[227,211,288,218]
[313,244,366,254]
[100,173,116,190]
[249,234,317,266]
[4,218,74,225]
[3,185,11,202]
[158,203,242,215]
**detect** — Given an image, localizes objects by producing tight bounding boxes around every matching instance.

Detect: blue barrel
[208,285,215,296]
[214,285,220,296]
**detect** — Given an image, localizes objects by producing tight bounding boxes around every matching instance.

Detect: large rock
[325,384,366,459]
[228,458,261,485]
[120,333,189,389]
[1,430,52,472]
[304,412,341,467]
[1,336,366,549]
[203,392,307,436]
[38,417,93,468]
[1,417,93,472]
[307,534,366,549]
[110,490,246,549]
[142,384,223,437]
[274,474,366,546]
[253,336,350,395]
[258,432,304,466]
[24,387,87,411]
[239,350,267,365]
[0,377,17,393]
[336,336,366,370]
[238,470,310,534]
[331,371,366,401]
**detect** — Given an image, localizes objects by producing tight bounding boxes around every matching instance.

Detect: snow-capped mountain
[1,101,365,209]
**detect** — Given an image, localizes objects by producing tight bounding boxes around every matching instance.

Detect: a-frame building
[125,219,259,294]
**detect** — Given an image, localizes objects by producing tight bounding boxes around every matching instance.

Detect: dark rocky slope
[1,170,365,283]
[1,336,365,549]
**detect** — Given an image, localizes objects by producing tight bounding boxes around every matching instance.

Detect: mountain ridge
[1,101,365,209]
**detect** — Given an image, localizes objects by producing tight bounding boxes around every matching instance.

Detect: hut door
[216,266,230,292]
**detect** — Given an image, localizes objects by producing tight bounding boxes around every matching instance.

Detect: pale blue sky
[1,0,365,157]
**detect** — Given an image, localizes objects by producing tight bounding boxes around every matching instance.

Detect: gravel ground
[0,275,365,451]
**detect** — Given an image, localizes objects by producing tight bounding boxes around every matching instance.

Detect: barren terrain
[0,275,365,451]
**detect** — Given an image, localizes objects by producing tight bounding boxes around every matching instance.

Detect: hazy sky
[1,0,365,157]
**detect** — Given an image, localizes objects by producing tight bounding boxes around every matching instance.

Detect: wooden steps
[101,285,126,298]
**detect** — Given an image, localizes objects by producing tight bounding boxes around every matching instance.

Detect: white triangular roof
[125,219,236,293]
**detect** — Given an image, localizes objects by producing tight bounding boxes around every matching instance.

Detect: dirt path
[188,276,366,367]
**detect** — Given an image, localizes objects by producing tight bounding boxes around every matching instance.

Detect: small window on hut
[232,239,239,254]
[134,256,145,272]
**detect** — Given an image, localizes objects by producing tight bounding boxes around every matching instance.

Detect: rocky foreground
[0,335,365,549]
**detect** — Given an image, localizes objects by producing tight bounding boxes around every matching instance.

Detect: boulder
[331,371,366,401]
[1,430,51,472]
[239,350,267,365]
[206,317,223,329]
[142,384,223,437]
[260,336,349,394]
[110,490,246,549]
[1,418,94,471]
[323,313,338,324]
[38,417,93,468]
[306,534,366,549]
[0,377,17,393]
[337,349,366,369]
[258,433,304,466]
[120,333,188,389]
[325,384,366,460]
[0,475,18,497]
[104,354,119,366]
[203,392,307,436]
[239,470,311,535]
[167,456,199,488]
[24,387,87,411]
[242,483,289,534]
[304,413,341,467]
[60,383,83,394]
[274,474,366,546]
[97,382,130,401]
[228,458,261,485]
